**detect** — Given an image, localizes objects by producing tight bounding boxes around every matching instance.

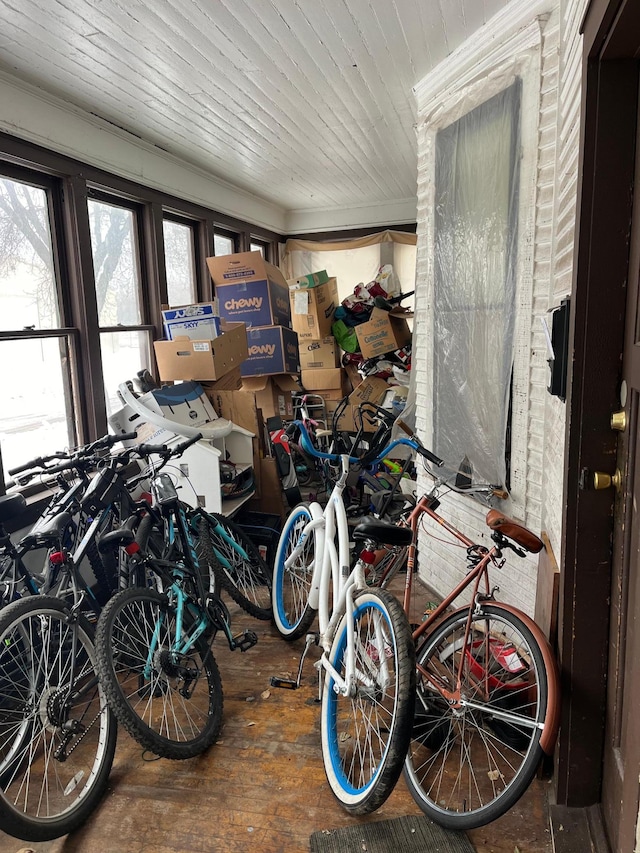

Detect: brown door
[601,82,640,853]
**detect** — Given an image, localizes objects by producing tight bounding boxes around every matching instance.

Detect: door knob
[593,469,622,491]
[611,410,626,431]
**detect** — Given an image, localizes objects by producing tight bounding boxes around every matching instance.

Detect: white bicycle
[271,419,444,814]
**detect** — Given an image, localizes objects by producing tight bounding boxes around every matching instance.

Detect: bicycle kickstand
[270,632,318,690]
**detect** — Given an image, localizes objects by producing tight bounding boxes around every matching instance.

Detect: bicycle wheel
[272,503,318,640]
[198,513,271,620]
[95,586,223,759]
[320,588,416,814]
[404,603,550,829]
[0,595,116,842]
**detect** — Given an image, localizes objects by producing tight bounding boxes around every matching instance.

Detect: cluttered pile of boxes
[151,250,413,514]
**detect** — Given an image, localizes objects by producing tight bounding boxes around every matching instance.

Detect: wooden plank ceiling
[0,0,511,219]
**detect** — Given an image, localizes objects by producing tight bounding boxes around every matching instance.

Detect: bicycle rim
[404,604,548,830]
[272,503,317,639]
[200,514,272,620]
[320,589,416,814]
[95,587,223,759]
[0,596,116,842]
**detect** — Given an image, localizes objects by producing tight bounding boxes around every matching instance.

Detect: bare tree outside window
[163,219,196,306]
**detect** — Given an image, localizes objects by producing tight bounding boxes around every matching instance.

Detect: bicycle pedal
[232,630,258,652]
[270,676,299,690]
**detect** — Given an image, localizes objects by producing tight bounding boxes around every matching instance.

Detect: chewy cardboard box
[298,336,340,370]
[355,308,412,358]
[207,251,290,327]
[153,321,247,382]
[289,278,339,340]
[161,302,220,341]
[242,325,300,377]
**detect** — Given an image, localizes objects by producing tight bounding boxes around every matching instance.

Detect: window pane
[88,200,142,326]
[101,330,151,417]
[0,337,75,480]
[250,242,265,256]
[0,177,60,331]
[433,83,520,485]
[163,220,196,306]
[214,233,234,256]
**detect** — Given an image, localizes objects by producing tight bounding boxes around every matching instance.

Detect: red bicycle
[353,421,561,830]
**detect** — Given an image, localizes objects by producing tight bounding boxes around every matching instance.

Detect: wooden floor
[0,581,555,853]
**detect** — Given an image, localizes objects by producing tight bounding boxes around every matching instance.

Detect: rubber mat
[309,814,475,853]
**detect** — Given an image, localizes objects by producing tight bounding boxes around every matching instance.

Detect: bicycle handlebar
[8,452,70,476]
[294,420,441,467]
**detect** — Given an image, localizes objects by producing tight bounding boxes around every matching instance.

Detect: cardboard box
[331,376,389,433]
[208,389,264,436]
[289,278,339,340]
[355,308,412,358]
[199,366,243,394]
[245,456,288,519]
[242,375,299,420]
[207,251,291,327]
[301,367,345,392]
[242,325,299,377]
[161,302,220,341]
[298,336,340,370]
[153,321,247,382]
[209,375,298,431]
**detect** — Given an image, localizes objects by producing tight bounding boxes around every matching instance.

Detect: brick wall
[413,6,567,616]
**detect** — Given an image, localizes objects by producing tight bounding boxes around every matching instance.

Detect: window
[0,175,77,474]
[163,218,197,306]
[88,197,151,417]
[432,83,521,486]
[214,232,236,256]
[250,241,266,257]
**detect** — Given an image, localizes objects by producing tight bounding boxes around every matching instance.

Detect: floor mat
[309,814,475,853]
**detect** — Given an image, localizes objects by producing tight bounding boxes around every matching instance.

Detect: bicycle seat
[486,510,544,553]
[20,510,74,548]
[0,493,27,524]
[352,517,413,547]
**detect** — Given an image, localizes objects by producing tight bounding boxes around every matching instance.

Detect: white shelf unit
[110,381,255,516]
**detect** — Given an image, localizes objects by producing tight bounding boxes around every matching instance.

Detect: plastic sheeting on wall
[427,82,521,488]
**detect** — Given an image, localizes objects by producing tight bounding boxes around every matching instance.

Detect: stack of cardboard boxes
[289,271,346,424]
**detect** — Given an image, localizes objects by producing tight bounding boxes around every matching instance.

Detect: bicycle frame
[391,493,560,753]
[284,454,392,697]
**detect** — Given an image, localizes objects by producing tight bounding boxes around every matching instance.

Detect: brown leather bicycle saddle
[485,510,544,554]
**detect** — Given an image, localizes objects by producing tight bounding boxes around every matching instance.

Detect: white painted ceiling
[0,0,512,226]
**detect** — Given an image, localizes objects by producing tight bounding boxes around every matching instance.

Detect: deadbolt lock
[611,410,626,432]
[593,469,622,491]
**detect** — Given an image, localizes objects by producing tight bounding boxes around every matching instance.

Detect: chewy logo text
[248,344,276,356]
[225,297,263,311]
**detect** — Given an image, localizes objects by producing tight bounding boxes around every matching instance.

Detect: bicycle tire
[272,502,318,640]
[95,586,223,759]
[403,603,550,829]
[320,588,416,814]
[0,595,116,842]
[197,512,271,620]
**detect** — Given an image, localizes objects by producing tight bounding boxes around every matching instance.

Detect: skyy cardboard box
[206,251,291,327]
[153,321,248,382]
[161,302,220,341]
[298,336,340,370]
[355,307,412,358]
[289,277,339,340]
[241,325,299,377]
